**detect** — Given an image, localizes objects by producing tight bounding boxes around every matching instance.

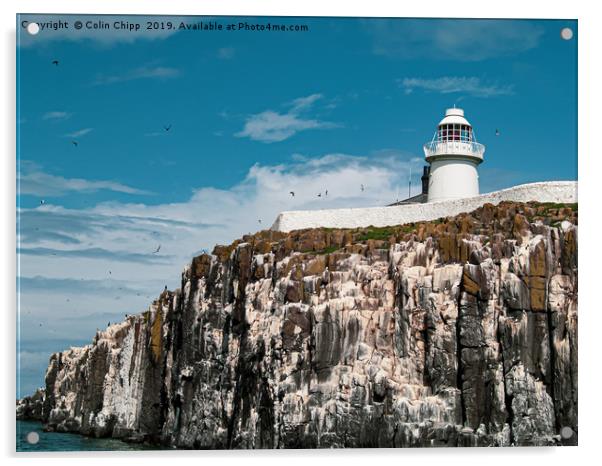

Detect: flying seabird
[495,129,500,136]
[361,184,365,192]
[164,124,172,132]
[71,140,78,147]
[289,191,295,197]
[153,244,161,254]
[52,60,59,66]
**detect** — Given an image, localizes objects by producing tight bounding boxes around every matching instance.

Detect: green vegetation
[355,222,420,241]
[538,202,577,209]
[531,202,578,223]
[400,223,417,233]
[357,226,397,241]
[536,202,578,215]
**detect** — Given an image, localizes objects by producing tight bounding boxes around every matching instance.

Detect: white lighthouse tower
[423,108,485,202]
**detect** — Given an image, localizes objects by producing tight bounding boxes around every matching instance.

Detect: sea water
[16,420,161,452]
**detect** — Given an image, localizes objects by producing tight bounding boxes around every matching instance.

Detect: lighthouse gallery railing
[423,140,485,160]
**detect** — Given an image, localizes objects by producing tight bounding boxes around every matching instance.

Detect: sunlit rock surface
[17,201,578,448]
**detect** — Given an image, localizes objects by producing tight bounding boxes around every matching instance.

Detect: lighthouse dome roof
[438,108,471,126]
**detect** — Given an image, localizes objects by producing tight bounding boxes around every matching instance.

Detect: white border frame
[2,1,599,465]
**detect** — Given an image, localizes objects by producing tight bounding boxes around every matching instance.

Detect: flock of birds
[40,58,167,255]
[256,184,366,225]
[36,58,503,328]
[34,61,164,322]
[287,184,364,201]
[52,58,173,147]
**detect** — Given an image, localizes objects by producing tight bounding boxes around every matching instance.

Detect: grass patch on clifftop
[537,202,578,214]
[357,226,396,241]
[357,223,417,241]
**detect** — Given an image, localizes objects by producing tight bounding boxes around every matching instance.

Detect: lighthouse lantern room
[423,108,485,202]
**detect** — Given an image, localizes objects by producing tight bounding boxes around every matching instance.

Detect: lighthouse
[423,108,485,202]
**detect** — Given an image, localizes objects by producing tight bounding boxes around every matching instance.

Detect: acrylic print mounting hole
[26,431,40,445]
[26,22,39,35]
[561,27,573,40]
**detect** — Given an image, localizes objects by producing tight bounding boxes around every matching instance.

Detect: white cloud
[92,66,180,85]
[64,128,93,138]
[365,19,543,62]
[18,165,151,196]
[400,77,514,98]
[290,93,323,112]
[235,111,334,143]
[19,152,422,283]
[42,111,71,121]
[236,94,339,143]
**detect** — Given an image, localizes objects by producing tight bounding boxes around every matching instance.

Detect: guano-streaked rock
[17,201,578,448]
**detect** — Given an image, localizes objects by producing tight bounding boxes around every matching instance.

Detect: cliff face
[17,201,578,448]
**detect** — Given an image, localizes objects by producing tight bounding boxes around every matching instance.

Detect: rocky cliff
[17,201,578,448]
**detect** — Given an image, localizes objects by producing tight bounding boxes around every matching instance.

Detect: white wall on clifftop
[271,181,577,232]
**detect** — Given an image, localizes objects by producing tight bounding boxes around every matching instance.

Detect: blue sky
[16,15,577,396]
